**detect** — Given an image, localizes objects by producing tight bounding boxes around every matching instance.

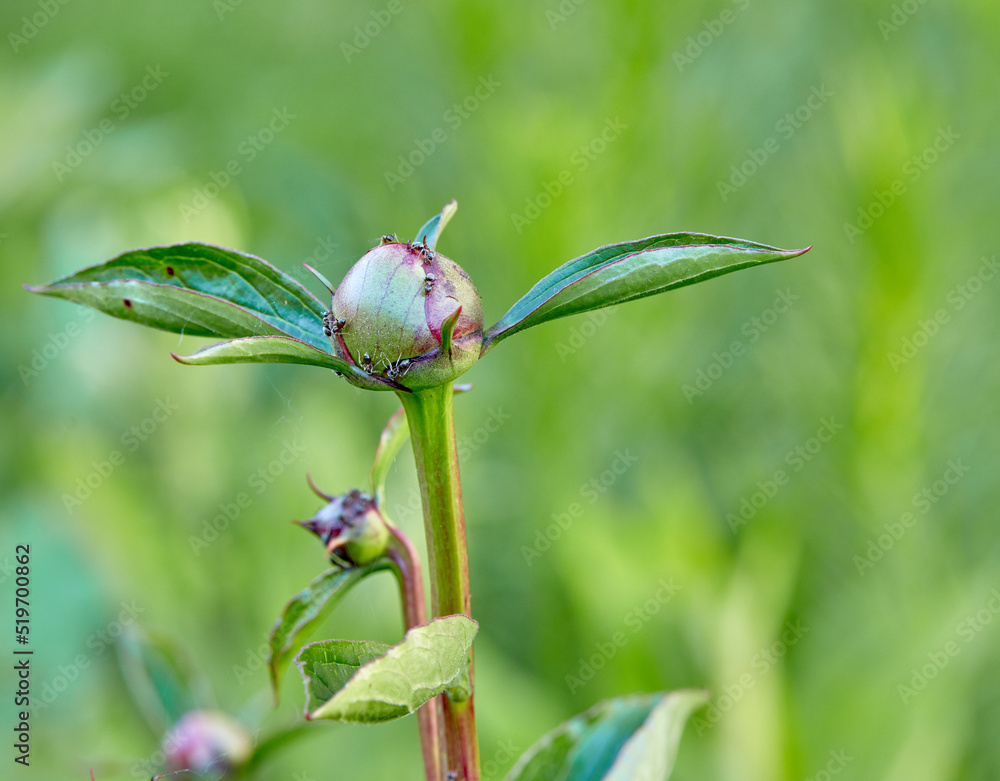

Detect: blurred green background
[2,1,998,779]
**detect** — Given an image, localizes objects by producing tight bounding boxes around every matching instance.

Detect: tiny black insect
[322,311,346,337]
[411,237,434,263]
[385,356,411,380]
[380,233,398,245]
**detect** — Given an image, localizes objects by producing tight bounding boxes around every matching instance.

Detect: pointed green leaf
[413,199,458,251]
[440,304,462,355]
[369,407,409,505]
[172,335,354,373]
[296,615,478,723]
[482,234,810,354]
[26,242,331,351]
[268,564,393,703]
[505,690,707,781]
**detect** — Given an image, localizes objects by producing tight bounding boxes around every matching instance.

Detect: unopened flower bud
[328,241,484,390]
[163,710,252,777]
[297,488,390,566]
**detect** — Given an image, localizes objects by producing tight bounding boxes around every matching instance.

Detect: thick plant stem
[387,527,442,781]
[398,384,480,781]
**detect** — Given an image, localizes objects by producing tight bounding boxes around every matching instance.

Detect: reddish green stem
[397,384,480,781]
[387,526,442,781]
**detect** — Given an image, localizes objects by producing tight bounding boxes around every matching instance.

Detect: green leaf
[26,242,330,350]
[116,626,214,736]
[299,640,391,713]
[295,615,478,723]
[505,690,707,781]
[413,199,458,251]
[268,564,392,703]
[173,334,354,374]
[482,234,810,354]
[601,692,708,781]
[369,407,409,506]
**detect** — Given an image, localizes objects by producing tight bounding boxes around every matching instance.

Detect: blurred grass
[1,1,999,779]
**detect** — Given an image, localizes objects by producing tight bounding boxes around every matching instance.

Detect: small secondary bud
[329,241,484,390]
[297,488,390,566]
[163,710,252,777]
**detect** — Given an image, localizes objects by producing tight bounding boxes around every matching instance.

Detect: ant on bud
[322,311,346,338]
[411,236,434,263]
[385,356,411,380]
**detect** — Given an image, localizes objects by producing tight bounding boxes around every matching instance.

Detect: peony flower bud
[163,710,252,777]
[297,488,390,566]
[326,240,484,391]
